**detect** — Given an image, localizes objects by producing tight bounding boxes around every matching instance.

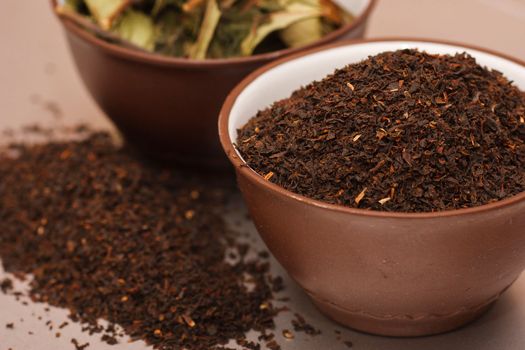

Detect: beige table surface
[1,1,525,349]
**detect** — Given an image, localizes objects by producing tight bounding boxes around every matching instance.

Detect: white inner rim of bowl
[228,41,525,161]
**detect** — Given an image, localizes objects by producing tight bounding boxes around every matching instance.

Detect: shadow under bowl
[218,38,525,336]
[51,0,376,168]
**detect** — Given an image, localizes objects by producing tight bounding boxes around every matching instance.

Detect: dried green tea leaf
[257,0,287,12]
[62,0,82,11]
[154,11,180,55]
[280,17,323,48]
[188,0,222,59]
[319,0,351,24]
[55,1,129,47]
[114,10,156,51]
[55,0,84,18]
[206,5,259,58]
[151,0,192,16]
[183,0,206,12]
[281,0,354,48]
[240,2,320,56]
[155,5,203,57]
[219,0,238,9]
[151,0,181,17]
[85,0,131,29]
[152,0,165,16]
[65,0,351,59]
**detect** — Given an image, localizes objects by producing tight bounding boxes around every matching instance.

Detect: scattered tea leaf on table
[0,131,287,350]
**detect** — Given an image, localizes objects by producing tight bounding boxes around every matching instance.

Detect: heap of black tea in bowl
[0,132,282,349]
[237,49,525,212]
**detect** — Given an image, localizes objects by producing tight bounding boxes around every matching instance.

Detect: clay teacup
[219,39,525,336]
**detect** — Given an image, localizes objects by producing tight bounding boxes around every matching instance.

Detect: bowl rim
[218,37,525,219]
[50,0,377,68]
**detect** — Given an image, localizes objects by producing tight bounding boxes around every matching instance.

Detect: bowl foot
[308,294,495,337]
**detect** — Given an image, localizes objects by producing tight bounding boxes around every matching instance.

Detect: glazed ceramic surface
[219,39,525,336]
[52,0,375,167]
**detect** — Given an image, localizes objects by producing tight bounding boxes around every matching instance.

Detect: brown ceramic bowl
[51,0,376,167]
[219,38,525,337]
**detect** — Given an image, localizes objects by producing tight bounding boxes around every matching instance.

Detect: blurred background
[1,0,524,131]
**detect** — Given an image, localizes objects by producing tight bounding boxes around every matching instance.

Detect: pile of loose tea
[237,49,525,212]
[0,132,282,349]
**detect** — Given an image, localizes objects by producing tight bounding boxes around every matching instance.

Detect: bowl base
[309,294,495,337]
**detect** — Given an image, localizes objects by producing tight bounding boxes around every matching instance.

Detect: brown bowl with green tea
[51,0,376,167]
[219,39,525,336]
